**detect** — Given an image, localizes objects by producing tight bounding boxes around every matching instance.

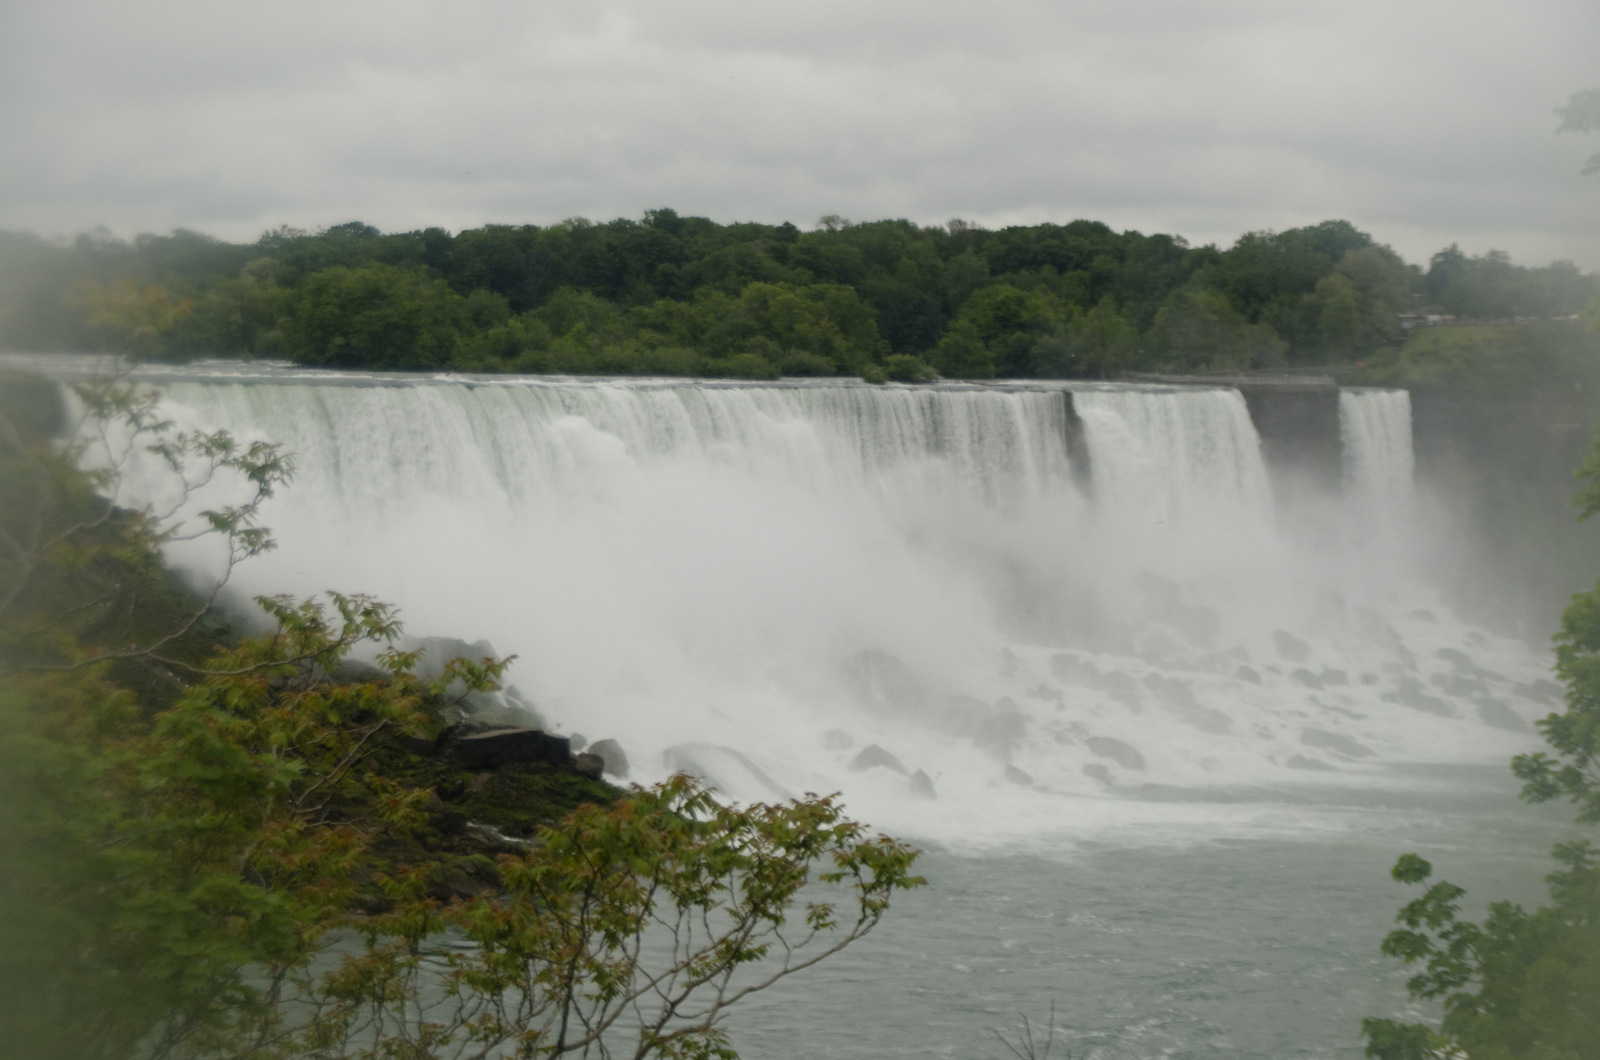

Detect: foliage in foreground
[3,628,923,1060]
[0,374,925,1059]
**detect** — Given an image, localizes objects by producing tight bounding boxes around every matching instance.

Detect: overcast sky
[2,0,1597,268]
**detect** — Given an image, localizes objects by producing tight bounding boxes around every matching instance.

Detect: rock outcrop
[448,727,573,771]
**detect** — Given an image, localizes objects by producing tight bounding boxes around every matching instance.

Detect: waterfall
[1340,388,1414,509]
[25,359,1550,845]
[1070,385,1272,522]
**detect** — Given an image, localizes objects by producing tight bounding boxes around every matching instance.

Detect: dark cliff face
[1237,382,1342,499]
[1411,384,1600,638]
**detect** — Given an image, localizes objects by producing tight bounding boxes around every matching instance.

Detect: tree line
[1,212,1593,380]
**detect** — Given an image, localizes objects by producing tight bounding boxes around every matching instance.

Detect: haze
[2,0,1597,266]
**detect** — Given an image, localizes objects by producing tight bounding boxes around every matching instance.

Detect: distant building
[1399,306,1455,329]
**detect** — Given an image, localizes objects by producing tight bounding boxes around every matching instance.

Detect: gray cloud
[2,0,1597,266]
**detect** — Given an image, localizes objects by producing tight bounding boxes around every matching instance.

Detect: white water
[1340,388,1415,525]
[54,362,1545,851]
[1072,386,1272,521]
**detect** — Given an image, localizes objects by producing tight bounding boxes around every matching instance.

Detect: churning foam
[51,361,1552,846]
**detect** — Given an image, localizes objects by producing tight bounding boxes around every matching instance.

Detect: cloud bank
[2,0,1597,266]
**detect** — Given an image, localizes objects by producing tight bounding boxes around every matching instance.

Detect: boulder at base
[589,738,631,778]
[451,728,572,771]
[849,744,908,775]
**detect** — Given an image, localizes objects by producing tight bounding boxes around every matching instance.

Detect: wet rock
[1049,652,1083,682]
[1143,673,1231,734]
[431,849,504,899]
[1137,629,1185,665]
[1300,728,1374,758]
[1476,699,1527,732]
[399,636,549,730]
[1291,668,1324,689]
[973,697,1027,753]
[502,685,547,725]
[464,820,525,850]
[450,728,572,770]
[1357,607,1408,653]
[1514,679,1563,705]
[568,733,588,752]
[1382,678,1455,718]
[1273,630,1311,663]
[1082,763,1113,786]
[664,744,788,800]
[1432,672,1482,697]
[589,738,630,778]
[393,730,440,755]
[572,752,605,780]
[908,769,937,799]
[331,658,389,684]
[849,744,908,775]
[1025,683,1065,706]
[406,636,499,683]
[1086,736,1145,770]
[1234,665,1262,685]
[1101,671,1143,711]
[841,649,926,713]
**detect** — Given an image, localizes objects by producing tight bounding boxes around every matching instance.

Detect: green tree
[282,264,469,369]
[70,278,195,356]
[930,322,996,379]
[163,258,288,359]
[1145,286,1286,372]
[1333,245,1414,352]
[1311,272,1364,359]
[925,283,1069,379]
[1031,297,1139,378]
[882,353,939,382]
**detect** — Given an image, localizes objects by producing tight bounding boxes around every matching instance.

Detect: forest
[1,212,1594,381]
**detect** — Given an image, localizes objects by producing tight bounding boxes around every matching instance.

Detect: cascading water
[1071,385,1272,520]
[37,359,1539,847]
[1340,387,1415,512]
